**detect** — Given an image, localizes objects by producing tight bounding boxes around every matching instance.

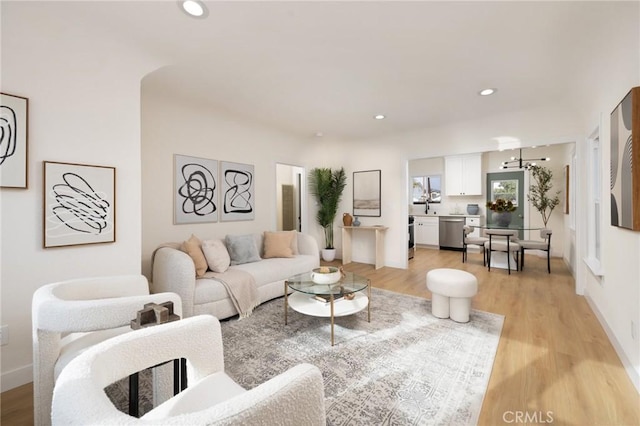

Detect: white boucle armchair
[32,275,182,426]
[52,315,327,425]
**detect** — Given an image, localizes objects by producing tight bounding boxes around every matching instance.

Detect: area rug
[220,288,504,426]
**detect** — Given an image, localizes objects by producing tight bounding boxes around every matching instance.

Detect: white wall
[0,3,163,390]
[577,89,640,389]
[140,85,314,278]
[568,2,640,389]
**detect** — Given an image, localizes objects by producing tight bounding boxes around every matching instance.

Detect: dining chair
[462,225,489,265]
[519,229,552,273]
[484,229,520,274]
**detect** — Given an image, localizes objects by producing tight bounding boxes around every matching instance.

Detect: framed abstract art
[220,161,255,221]
[353,169,381,217]
[43,161,116,248]
[174,154,219,224]
[610,86,640,231]
[1,92,29,188]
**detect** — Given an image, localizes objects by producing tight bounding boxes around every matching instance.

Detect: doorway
[486,171,525,238]
[276,164,305,232]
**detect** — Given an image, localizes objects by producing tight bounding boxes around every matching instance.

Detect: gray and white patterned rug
[221,288,504,426]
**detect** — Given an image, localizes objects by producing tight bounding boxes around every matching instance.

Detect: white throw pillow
[201,239,231,273]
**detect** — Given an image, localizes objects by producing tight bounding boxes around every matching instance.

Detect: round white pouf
[426,268,478,323]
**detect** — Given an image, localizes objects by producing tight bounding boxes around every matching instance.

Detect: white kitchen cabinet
[415,216,439,246]
[445,154,482,196]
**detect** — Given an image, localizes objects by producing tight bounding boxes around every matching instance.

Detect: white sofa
[151,232,320,319]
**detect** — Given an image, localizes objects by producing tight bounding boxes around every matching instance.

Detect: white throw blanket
[151,244,259,319]
[203,269,259,319]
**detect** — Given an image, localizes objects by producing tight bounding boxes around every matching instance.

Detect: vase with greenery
[527,165,560,228]
[308,167,347,261]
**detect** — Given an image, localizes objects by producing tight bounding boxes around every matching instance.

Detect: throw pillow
[263,231,294,258]
[286,230,299,255]
[181,234,207,278]
[201,239,231,273]
[225,234,262,265]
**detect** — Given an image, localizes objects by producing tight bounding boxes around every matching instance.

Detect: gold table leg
[330,293,335,346]
[284,281,288,325]
[367,279,371,322]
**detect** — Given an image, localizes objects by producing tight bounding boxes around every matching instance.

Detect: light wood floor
[2,248,639,425]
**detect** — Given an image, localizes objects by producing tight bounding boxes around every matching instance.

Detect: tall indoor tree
[527,165,561,228]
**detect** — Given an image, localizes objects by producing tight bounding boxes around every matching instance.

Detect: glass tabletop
[478,224,543,231]
[286,271,369,296]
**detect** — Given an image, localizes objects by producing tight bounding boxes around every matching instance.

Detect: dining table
[477,224,543,271]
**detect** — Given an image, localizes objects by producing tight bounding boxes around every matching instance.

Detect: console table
[340,225,388,269]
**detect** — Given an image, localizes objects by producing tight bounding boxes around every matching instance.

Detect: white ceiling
[48,1,639,140]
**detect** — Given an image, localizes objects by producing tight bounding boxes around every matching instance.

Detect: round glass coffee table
[284,271,370,346]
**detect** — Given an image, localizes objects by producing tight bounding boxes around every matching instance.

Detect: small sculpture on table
[131,301,180,330]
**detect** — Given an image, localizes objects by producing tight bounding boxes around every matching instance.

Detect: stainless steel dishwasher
[439,216,465,250]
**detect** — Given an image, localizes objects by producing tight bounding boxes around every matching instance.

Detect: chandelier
[500,148,550,170]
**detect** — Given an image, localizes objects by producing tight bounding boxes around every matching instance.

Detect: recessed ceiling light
[374,114,386,120]
[180,0,208,18]
[479,88,497,96]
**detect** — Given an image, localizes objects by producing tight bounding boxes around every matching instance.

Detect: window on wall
[411,175,441,204]
[490,179,519,205]
[586,128,603,277]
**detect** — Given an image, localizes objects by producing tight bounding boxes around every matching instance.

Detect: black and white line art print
[1,93,28,188]
[43,161,116,248]
[174,154,218,224]
[221,161,255,221]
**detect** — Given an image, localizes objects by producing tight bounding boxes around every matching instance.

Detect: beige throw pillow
[263,231,294,258]
[201,239,231,273]
[286,230,299,255]
[181,234,208,278]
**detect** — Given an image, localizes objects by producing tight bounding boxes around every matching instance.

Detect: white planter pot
[321,248,336,262]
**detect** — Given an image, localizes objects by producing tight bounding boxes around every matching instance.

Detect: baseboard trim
[1,364,33,392]
[585,293,640,393]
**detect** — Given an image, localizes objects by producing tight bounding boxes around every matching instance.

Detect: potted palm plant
[527,165,560,227]
[308,167,347,261]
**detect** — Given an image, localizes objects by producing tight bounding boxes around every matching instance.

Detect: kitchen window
[412,175,441,204]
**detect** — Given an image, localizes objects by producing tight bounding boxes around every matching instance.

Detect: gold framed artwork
[610,86,640,231]
[43,161,116,248]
